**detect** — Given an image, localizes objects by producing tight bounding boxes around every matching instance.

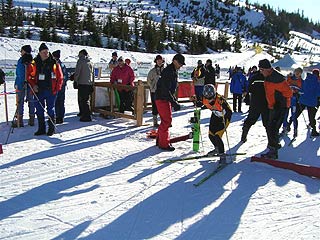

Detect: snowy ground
[0,75,319,239]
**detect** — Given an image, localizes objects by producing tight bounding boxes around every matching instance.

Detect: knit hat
[258,59,272,69]
[79,49,88,56]
[154,54,163,63]
[197,60,202,64]
[125,58,131,65]
[112,51,118,57]
[21,45,32,54]
[173,53,185,65]
[52,50,61,59]
[39,43,49,52]
[312,68,319,77]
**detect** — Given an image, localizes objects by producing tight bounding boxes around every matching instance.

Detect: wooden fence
[91,80,230,126]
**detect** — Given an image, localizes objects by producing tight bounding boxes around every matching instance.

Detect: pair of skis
[158,152,246,187]
[157,152,246,164]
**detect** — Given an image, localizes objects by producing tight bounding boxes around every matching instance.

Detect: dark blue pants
[35,89,57,120]
[55,84,66,119]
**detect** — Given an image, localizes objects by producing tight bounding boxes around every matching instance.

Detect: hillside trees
[0,0,318,54]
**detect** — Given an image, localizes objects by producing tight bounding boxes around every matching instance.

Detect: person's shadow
[0,146,158,221]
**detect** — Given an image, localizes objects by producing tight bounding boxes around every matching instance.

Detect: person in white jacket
[147,55,164,127]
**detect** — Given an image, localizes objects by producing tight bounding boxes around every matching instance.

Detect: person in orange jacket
[202,84,233,164]
[28,43,63,136]
[258,59,293,159]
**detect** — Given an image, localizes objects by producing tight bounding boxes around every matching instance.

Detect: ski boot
[219,155,227,165]
[261,147,278,159]
[152,115,159,128]
[241,128,249,143]
[207,149,219,157]
[311,129,320,137]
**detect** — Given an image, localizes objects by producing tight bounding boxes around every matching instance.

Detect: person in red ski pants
[155,54,185,151]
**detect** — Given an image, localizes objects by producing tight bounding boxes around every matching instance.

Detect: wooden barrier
[92,80,144,126]
[92,79,230,126]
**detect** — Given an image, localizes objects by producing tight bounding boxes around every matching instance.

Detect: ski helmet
[203,84,216,99]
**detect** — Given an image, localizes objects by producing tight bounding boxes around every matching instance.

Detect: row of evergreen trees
[0,0,318,54]
[0,0,242,54]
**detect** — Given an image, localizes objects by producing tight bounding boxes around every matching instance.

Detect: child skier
[202,84,233,164]
[282,67,303,137]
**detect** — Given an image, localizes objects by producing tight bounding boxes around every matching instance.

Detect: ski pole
[5,96,21,144]
[300,108,309,129]
[3,82,8,124]
[28,82,61,136]
[222,111,232,162]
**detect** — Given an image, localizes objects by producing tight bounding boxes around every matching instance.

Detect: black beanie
[52,50,61,59]
[21,45,32,54]
[39,43,49,52]
[258,59,272,69]
[79,49,88,56]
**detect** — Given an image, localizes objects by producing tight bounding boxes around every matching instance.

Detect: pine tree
[4,0,14,26]
[159,17,167,42]
[40,22,50,41]
[50,28,60,42]
[66,1,80,43]
[18,30,25,39]
[84,6,95,33]
[233,33,242,52]
[33,9,41,27]
[47,0,56,28]
[133,16,139,51]
[26,27,32,39]
[0,15,4,34]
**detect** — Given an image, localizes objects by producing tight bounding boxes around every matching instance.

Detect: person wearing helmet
[202,84,232,164]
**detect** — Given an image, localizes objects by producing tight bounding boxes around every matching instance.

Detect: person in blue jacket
[299,69,320,136]
[230,67,248,112]
[13,45,35,127]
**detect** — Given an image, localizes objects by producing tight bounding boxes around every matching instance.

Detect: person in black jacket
[191,60,206,107]
[204,59,216,88]
[155,54,185,151]
[241,70,269,142]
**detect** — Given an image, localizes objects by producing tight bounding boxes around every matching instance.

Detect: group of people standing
[146,54,231,165]
[13,43,66,136]
[241,59,320,159]
[191,59,217,107]
[8,47,319,161]
[147,54,319,163]
[12,42,95,135]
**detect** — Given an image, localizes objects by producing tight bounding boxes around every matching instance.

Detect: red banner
[177,82,195,98]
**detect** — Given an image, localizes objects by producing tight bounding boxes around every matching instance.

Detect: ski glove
[212,109,225,118]
[172,101,181,111]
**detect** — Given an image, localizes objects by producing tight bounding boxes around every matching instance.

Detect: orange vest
[203,95,223,112]
[28,60,63,95]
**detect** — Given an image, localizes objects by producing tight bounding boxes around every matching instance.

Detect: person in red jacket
[28,43,63,136]
[110,57,135,114]
[259,59,292,159]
